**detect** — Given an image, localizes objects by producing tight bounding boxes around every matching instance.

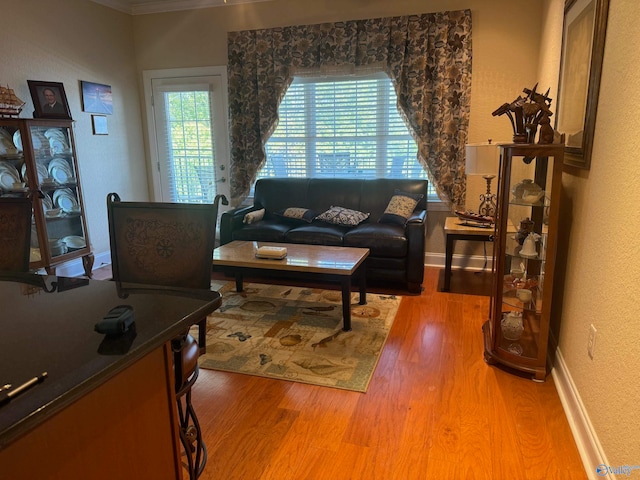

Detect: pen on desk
[0,372,48,406]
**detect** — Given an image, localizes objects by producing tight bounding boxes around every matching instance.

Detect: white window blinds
[261,73,430,185]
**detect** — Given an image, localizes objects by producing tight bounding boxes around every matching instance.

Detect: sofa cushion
[316,206,369,226]
[274,207,318,224]
[379,190,424,225]
[284,223,347,246]
[344,222,407,257]
[232,220,292,242]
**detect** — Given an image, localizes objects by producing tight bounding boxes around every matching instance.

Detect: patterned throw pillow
[316,206,370,227]
[379,190,424,225]
[275,207,318,223]
[243,208,265,224]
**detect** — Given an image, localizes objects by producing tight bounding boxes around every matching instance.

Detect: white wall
[561,0,640,466]
[539,0,640,474]
[132,0,544,259]
[2,0,148,267]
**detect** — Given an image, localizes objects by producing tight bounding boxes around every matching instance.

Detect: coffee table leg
[358,270,367,305]
[341,278,352,331]
[235,271,244,292]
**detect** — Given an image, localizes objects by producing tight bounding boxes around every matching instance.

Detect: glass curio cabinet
[483,143,564,381]
[0,118,93,277]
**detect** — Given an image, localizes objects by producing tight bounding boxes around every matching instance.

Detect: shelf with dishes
[502,273,542,313]
[1,118,93,277]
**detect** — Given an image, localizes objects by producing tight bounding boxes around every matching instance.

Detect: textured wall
[2,0,147,259]
[557,0,640,464]
[132,0,543,259]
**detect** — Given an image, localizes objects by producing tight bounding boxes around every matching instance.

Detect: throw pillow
[243,208,265,224]
[316,206,370,227]
[379,190,424,225]
[274,207,318,224]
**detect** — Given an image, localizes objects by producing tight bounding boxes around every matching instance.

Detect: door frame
[142,66,230,203]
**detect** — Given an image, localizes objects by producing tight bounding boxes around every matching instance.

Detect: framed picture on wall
[27,80,72,119]
[92,115,108,135]
[556,0,610,170]
[81,81,113,115]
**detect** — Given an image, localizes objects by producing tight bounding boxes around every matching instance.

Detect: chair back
[106,193,217,291]
[0,197,32,272]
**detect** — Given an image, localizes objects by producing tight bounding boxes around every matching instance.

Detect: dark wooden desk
[0,273,221,479]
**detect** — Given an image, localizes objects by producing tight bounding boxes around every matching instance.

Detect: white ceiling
[90,0,270,15]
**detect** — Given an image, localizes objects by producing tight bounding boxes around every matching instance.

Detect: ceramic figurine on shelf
[501,312,524,341]
[515,217,534,245]
[520,232,541,258]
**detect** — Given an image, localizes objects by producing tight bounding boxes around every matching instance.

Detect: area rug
[197,281,401,392]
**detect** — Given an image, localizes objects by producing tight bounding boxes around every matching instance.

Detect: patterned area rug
[197,282,401,392]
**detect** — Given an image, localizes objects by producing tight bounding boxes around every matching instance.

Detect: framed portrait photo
[556,0,610,170]
[27,81,72,120]
[81,81,113,115]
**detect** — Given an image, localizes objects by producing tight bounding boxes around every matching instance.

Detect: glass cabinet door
[1,119,92,276]
[484,143,563,381]
[26,123,88,261]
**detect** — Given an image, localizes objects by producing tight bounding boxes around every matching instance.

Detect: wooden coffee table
[212,241,369,331]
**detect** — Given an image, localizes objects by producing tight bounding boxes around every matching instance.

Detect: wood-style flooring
[93,265,587,479]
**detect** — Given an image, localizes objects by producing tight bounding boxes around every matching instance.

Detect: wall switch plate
[588,324,597,359]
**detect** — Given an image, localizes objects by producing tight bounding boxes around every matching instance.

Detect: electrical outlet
[588,324,597,359]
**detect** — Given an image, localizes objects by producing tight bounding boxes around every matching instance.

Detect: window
[258,73,438,199]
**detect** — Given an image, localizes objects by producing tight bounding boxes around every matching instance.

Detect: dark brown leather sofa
[219,178,427,293]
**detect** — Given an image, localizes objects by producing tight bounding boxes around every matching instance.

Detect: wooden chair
[106,192,227,479]
[0,197,32,273]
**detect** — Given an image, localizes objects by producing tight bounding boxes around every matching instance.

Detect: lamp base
[478,175,497,217]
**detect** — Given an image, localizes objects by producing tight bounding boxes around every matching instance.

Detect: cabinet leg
[82,253,95,278]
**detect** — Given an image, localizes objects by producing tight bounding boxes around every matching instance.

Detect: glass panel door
[149,72,230,204]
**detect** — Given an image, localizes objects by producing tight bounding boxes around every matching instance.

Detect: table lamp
[465,141,500,217]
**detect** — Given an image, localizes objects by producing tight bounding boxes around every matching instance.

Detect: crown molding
[90,0,271,15]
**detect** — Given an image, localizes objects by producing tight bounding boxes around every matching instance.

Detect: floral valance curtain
[227,10,472,208]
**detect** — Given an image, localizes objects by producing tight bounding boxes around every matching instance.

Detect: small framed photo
[27,80,72,119]
[92,115,108,135]
[81,81,113,115]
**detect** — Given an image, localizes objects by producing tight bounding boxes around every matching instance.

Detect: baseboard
[552,348,613,480]
[425,252,494,271]
[48,250,112,278]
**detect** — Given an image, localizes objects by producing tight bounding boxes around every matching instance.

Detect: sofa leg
[407,282,423,294]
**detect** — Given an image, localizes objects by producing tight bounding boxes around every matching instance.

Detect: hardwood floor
[92,265,586,479]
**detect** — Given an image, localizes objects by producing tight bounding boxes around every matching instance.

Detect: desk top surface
[0,273,221,450]
[444,216,495,235]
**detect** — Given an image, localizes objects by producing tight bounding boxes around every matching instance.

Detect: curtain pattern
[227,10,472,208]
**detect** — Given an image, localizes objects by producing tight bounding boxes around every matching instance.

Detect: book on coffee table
[255,246,287,259]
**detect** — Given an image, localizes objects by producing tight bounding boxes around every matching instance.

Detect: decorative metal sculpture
[492,84,556,144]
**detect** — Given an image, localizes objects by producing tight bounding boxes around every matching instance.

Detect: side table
[442,217,494,292]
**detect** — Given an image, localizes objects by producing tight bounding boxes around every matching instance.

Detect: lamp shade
[465,143,499,175]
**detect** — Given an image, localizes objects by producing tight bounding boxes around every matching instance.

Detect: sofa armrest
[405,209,427,289]
[220,205,258,245]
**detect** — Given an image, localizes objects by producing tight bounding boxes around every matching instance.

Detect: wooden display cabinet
[0,118,93,277]
[483,143,564,381]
